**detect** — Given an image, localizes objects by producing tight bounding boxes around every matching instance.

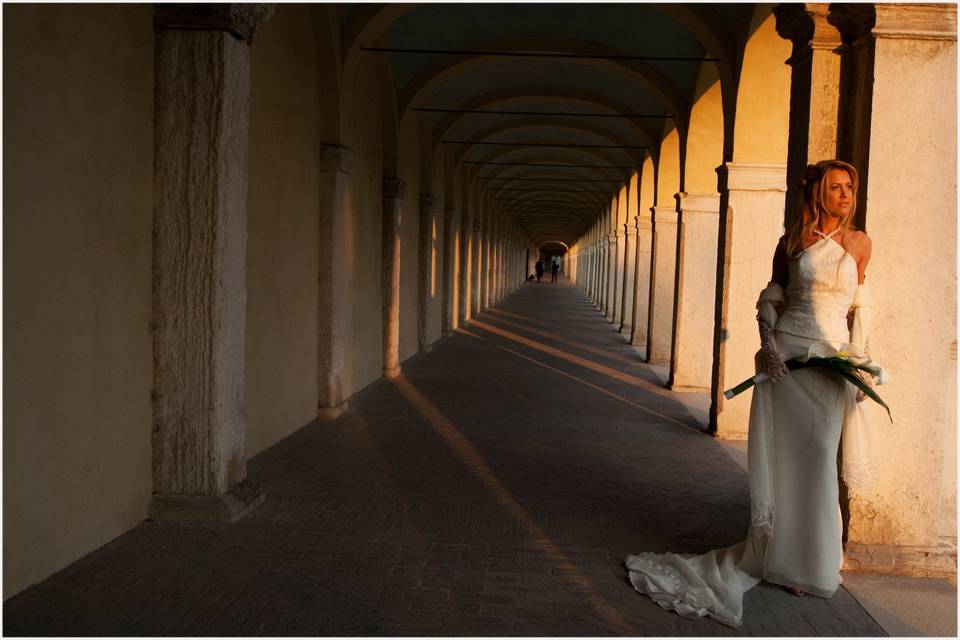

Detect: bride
[625,159,879,628]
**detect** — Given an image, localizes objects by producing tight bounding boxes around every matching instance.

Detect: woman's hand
[758,317,789,382]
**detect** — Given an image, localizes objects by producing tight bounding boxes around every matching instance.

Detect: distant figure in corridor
[535,259,544,282]
[550,261,559,283]
[625,160,882,627]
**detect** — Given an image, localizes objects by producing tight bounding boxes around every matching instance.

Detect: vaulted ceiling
[344,3,757,247]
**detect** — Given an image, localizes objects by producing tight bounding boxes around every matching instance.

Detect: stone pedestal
[774,2,842,225]
[605,234,618,321]
[646,206,679,365]
[418,194,436,353]
[631,214,653,350]
[317,145,354,419]
[669,192,721,393]
[458,214,473,325]
[611,231,626,325]
[442,207,457,337]
[382,178,406,378]
[619,223,637,335]
[710,163,786,439]
[831,3,957,579]
[151,3,271,521]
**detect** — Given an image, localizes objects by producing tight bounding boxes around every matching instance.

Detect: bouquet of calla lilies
[724,342,891,421]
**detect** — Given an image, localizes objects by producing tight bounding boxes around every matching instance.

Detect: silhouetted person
[551,261,559,283]
[535,259,544,282]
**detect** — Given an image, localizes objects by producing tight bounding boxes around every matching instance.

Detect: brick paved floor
[4,279,885,636]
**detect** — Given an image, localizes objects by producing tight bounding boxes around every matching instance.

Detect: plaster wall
[845,29,957,572]
[342,56,385,397]
[246,6,320,457]
[3,4,154,595]
[398,115,421,362]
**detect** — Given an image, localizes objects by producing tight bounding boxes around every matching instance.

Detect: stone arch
[731,8,790,164]
[710,7,792,438]
[684,63,724,193]
[656,126,682,206]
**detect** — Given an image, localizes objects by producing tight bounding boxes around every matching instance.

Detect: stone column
[471,218,483,316]
[151,3,272,521]
[612,228,626,325]
[441,207,457,337]
[646,205,678,365]
[631,212,654,352]
[482,216,493,310]
[709,164,786,439]
[668,193,721,392]
[619,220,637,335]
[382,178,406,378]
[830,3,958,580]
[774,3,842,225]
[458,212,472,324]
[418,194,436,353]
[317,145,354,420]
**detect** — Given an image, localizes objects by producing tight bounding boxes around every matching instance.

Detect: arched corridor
[5,282,890,636]
[5,2,957,635]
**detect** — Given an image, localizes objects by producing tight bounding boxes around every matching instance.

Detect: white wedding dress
[625,230,877,628]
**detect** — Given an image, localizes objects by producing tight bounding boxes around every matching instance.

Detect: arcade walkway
[2,281,902,635]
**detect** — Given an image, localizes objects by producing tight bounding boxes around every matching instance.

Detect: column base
[669,383,710,393]
[619,323,631,335]
[149,478,265,523]
[442,331,454,338]
[419,342,434,354]
[844,540,958,580]
[318,401,348,420]
[384,365,402,378]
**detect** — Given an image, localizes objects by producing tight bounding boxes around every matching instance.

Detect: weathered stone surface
[152,28,250,496]
[317,145,354,419]
[710,163,786,440]
[647,205,679,365]
[670,192,721,393]
[382,178,406,378]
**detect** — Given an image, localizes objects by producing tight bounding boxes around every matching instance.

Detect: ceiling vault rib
[361,46,718,63]
[413,107,671,119]
[444,140,648,150]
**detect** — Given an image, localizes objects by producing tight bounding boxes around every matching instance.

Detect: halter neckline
[812,228,841,240]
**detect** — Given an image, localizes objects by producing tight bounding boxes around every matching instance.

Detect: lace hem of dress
[751,501,773,537]
[625,553,740,628]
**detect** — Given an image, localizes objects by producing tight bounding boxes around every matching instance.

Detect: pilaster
[774,2,843,225]
[150,2,272,521]
[418,194,436,353]
[317,145,355,420]
[646,205,679,365]
[382,178,406,378]
[669,192,721,393]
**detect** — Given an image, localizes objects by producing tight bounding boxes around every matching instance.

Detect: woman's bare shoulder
[845,229,872,265]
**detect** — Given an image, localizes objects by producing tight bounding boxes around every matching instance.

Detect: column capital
[677,192,721,215]
[419,194,436,213]
[154,3,275,44]
[383,178,407,200]
[717,162,787,192]
[318,144,354,174]
[652,205,679,225]
[635,213,653,230]
[775,3,842,60]
[872,3,955,41]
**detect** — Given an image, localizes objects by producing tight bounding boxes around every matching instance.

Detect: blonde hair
[784,159,859,257]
